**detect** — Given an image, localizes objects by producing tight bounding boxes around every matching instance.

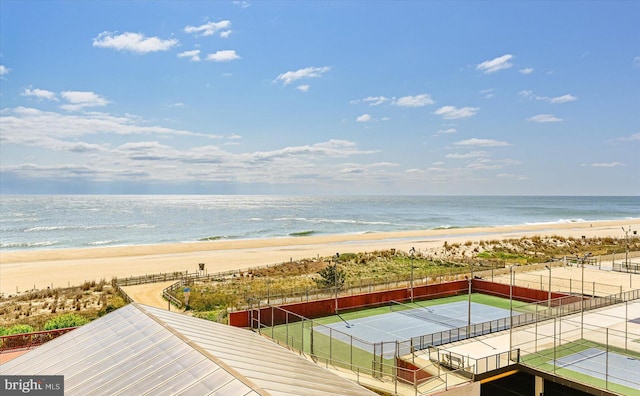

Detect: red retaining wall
[228,279,576,328]
[229,280,468,327]
[396,357,432,384]
[473,279,571,304]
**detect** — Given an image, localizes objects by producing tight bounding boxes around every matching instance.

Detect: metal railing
[612,261,640,274]
[0,327,77,352]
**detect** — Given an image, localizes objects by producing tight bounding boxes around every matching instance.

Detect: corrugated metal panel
[1,304,262,396]
[2,304,375,395]
[142,305,377,396]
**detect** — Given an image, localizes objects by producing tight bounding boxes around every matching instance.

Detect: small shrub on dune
[44,313,89,330]
[0,324,36,335]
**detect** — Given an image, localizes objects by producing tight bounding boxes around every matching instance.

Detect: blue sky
[1,1,638,195]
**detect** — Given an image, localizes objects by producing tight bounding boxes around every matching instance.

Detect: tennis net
[389,301,468,329]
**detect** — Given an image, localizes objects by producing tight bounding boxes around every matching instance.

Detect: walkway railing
[0,328,77,352]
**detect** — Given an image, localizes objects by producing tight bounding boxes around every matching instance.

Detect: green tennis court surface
[267,294,517,363]
[316,300,510,344]
[522,341,640,395]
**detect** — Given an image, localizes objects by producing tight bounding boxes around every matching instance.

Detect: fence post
[606,328,609,389]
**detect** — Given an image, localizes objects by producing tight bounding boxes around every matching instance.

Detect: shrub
[44,313,88,330]
[98,305,118,317]
[314,265,346,289]
[2,324,36,335]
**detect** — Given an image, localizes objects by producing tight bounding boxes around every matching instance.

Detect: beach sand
[1,219,639,296]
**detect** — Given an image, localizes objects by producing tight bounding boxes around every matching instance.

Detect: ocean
[0,195,638,251]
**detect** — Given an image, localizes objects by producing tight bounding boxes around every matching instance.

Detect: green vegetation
[44,313,89,330]
[177,234,640,318]
[0,282,127,332]
[314,265,345,289]
[0,324,36,336]
[177,249,485,315]
[476,251,529,262]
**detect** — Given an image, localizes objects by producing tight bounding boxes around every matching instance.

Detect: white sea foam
[0,241,58,248]
[88,240,117,246]
[2,195,638,251]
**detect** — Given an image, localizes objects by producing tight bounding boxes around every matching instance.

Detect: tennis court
[314,299,511,345]
[551,347,640,393]
[266,294,518,367]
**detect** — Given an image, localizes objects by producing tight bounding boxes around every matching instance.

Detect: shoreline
[3,218,638,263]
[1,219,639,295]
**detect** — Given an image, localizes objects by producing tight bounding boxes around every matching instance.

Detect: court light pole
[578,252,592,338]
[466,275,472,337]
[409,247,416,302]
[334,253,340,315]
[545,265,551,308]
[509,264,515,352]
[622,226,630,269]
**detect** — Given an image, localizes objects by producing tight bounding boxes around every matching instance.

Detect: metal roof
[2,304,376,396]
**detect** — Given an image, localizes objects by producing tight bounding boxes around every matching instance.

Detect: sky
[0,1,639,195]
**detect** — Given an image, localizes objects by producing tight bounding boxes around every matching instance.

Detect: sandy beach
[1,219,638,296]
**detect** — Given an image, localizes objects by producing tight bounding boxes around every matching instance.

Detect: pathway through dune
[122,281,177,309]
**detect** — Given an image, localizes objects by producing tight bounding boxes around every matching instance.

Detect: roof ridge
[134,303,270,396]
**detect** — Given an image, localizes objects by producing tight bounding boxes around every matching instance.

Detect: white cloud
[476,54,514,74]
[205,50,240,62]
[0,65,10,76]
[362,96,390,106]
[177,49,201,62]
[184,21,231,37]
[549,94,578,104]
[591,162,624,168]
[480,88,495,99]
[519,90,533,98]
[339,167,365,174]
[436,128,457,135]
[92,31,178,54]
[233,1,251,8]
[434,106,479,119]
[220,30,232,39]
[617,132,640,142]
[521,90,577,104]
[466,160,502,170]
[519,68,534,75]
[22,87,58,101]
[634,56,640,68]
[274,66,331,86]
[60,91,109,111]
[453,138,510,147]
[296,85,310,92]
[466,158,521,170]
[394,94,434,107]
[446,151,488,158]
[248,139,377,162]
[527,114,563,123]
[356,114,372,122]
[1,107,218,145]
[498,173,528,180]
